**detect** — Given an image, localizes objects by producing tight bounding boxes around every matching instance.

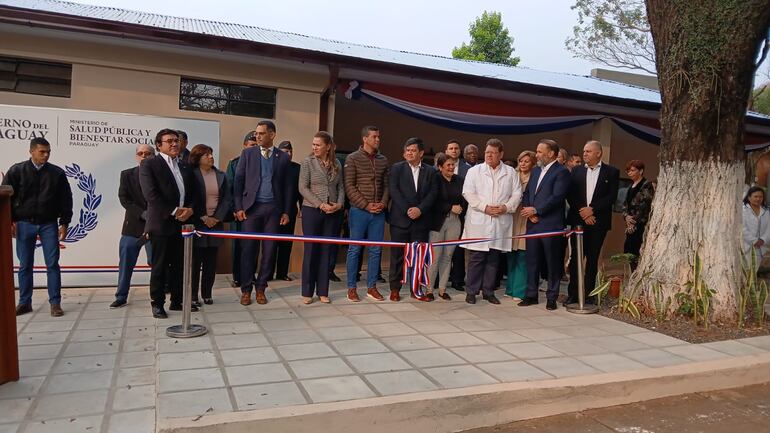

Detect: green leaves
[452,11,520,66]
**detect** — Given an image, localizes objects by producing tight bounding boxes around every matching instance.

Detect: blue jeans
[16,221,61,305]
[346,207,385,289]
[115,235,153,302]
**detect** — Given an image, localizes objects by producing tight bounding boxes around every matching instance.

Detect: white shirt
[586,161,602,205]
[409,162,420,191]
[160,152,185,212]
[535,160,556,192]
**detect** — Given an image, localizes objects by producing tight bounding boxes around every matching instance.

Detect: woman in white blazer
[742,186,770,269]
[460,139,522,304]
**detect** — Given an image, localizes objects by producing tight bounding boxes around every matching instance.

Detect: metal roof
[2,0,769,122]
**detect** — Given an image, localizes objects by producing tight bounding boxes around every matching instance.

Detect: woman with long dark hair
[622,160,654,269]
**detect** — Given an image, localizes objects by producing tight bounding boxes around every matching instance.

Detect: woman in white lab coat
[742,186,770,269]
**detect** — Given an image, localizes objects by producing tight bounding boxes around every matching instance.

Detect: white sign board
[0,104,220,287]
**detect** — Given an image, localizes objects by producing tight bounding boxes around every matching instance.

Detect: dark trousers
[623,224,645,270]
[149,232,183,306]
[568,228,608,300]
[192,246,218,301]
[525,236,563,301]
[327,210,344,274]
[241,202,280,293]
[466,249,501,296]
[274,214,297,278]
[389,224,430,292]
[231,221,243,284]
[449,247,466,285]
[301,207,341,297]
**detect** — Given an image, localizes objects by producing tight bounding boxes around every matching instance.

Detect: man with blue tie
[234,120,291,306]
[518,139,571,311]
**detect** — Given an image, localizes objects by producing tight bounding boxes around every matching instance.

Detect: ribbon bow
[402,242,433,300]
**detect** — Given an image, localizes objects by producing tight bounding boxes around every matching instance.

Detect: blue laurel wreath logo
[63,164,101,244]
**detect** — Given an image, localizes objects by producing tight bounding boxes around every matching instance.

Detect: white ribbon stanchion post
[166,224,208,338]
[566,226,599,314]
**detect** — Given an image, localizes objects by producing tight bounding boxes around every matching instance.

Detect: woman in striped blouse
[298,131,345,304]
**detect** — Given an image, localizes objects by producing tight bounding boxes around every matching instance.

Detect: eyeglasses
[161,139,180,144]
[136,151,153,156]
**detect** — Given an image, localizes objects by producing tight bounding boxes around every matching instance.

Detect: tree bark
[634,0,770,321]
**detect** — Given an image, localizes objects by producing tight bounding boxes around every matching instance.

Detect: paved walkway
[462,382,770,433]
[3,275,770,433]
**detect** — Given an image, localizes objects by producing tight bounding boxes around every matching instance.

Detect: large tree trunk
[632,1,770,322]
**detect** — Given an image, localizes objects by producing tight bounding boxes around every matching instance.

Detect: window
[0,56,72,98]
[179,78,276,118]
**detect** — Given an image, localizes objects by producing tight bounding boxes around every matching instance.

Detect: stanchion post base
[565,303,600,314]
[166,324,208,338]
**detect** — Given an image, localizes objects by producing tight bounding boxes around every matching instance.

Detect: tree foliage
[566,0,655,74]
[753,84,770,115]
[452,11,520,66]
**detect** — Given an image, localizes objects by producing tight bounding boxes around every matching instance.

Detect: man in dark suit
[177,130,190,164]
[273,140,301,281]
[234,120,292,306]
[388,137,437,301]
[139,129,197,318]
[566,140,620,304]
[445,139,470,290]
[518,139,571,310]
[112,144,155,309]
[225,131,258,287]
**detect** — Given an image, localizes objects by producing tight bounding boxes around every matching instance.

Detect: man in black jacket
[387,137,437,302]
[139,129,197,318]
[111,144,155,309]
[566,140,620,305]
[273,140,301,281]
[4,137,73,317]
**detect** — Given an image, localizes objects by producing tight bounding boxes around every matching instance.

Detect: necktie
[262,148,270,159]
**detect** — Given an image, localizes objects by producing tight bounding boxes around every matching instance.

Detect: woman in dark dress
[622,159,655,270]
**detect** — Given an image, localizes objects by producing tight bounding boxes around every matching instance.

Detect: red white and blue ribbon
[402,242,433,300]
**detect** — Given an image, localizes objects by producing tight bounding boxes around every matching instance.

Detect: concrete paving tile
[44,370,113,394]
[288,357,354,379]
[205,311,254,324]
[120,352,155,368]
[264,329,321,345]
[429,332,487,347]
[220,347,279,366]
[332,338,390,355]
[23,321,76,333]
[400,348,467,368]
[306,315,356,327]
[258,318,309,332]
[389,311,439,322]
[200,302,251,313]
[451,345,516,363]
[32,390,108,419]
[515,328,572,341]
[277,342,336,360]
[377,303,420,312]
[592,321,647,335]
[209,321,260,335]
[410,320,461,334]
[117,366,156,386]
[18,344,63,361]
[498,342,564,359]
[346,352,412,373]
[124,326,156,339]
[364,323,417,337]
[576,353,650,373]
[543,338,608,356]
[248,309,298,320]
[19,359,56,377]
[214,333,270,349]
[622,348,692,368]
[489,317,541,329]
[381,335,439,351]
[225,363,292,386]
[108,409,154,433]
[159,367,225,393]
[527,357,601,378]
[664,344,733,362]
[17,331,70,346]
[528,315,580,327]
[25,414,102,433]
[158,388,233,418]
[75,318,125,330]
[126,316,159,327]
[453,319,502,332]
[121,338,156,353]
[0,423,18,433]
[472,331,530,344]
[159,351,218,371]
[63,340,119,357]
[113,384,155,411]
[434,309,480,321]
[0,398,33,423]
[336,304,383,315]
[301,376,376,403]
[587,335,653,352]
[552,326,612,338]
[478,360,554,382]
[365,370,438,395]
[81,309,126,320]
[737,335,770,351]
[0,376,45,398]
[423,365,498,388]
[350,313,399,325]
[157,337,213,353]
[70,328,123,342]
[317,326,372,340]
[232,381,307,410]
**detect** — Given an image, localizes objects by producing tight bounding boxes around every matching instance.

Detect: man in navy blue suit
[518,139,571,311]
[234,120,292,306]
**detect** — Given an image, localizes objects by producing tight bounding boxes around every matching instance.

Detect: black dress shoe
[203,298,213,305]
[486,295,501,305]
[563,296,578,306]
[426,293,435,301]
[278,275,293,281]
[191,300,201,308]
[377,275,386,283]
[109,299,127,309]
[152,305,168,319]
[169,304,199,312]
[15,303,32,316]
[546,300,557,310]
[465,294,476,304]
[517,297,539,306]
[329,273,341,282]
